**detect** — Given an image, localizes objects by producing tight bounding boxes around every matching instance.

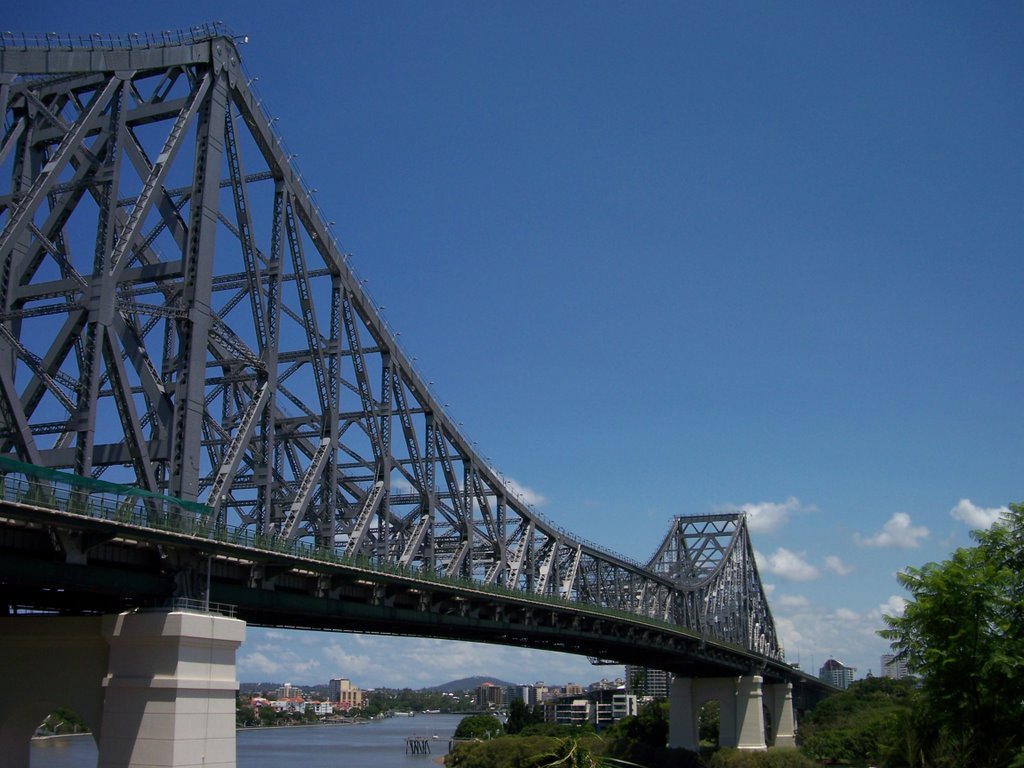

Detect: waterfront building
[476,682,504,709]
[543,689,638,730]
[275,682,302,699]
[819,658,856,690]
[329,677,364,711]
[544,697,590,726]
[307,701,334,716]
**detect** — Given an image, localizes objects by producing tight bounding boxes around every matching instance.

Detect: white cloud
[723,496,814,534]
[950,498,1008,530]
[877,595,907,620]
[833,608,860,622]
[756,547,820,581]
[505,477,547,507]
[823,555,853,576]
[855,512,929,549]
[238,651,284,677]
[777,594,810,609]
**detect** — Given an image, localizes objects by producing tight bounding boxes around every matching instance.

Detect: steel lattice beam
[0,26,783,663]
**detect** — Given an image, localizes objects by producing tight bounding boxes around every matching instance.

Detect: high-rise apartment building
[275,682,301,699]
[625,665,671,699]
[819,658,855,690]
[881,654,909,680]
[476,682,504,709]
[329,678,363,711]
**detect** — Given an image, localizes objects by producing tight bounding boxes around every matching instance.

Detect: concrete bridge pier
[669,674,792,752]
[0,616,110,768]
[765,682,797,747]
[0,610,244,768]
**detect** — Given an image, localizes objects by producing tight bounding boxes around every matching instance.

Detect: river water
[31,713,465,768]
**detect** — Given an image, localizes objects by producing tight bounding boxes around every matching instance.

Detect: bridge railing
[0,457,723,649]
[0,23,234,52]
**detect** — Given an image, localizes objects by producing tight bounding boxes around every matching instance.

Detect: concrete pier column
[668,676,740,751]
[668,677,698,750]
[0,616,109,768]
[735,675,767,751]
[765,682,796,747]
[98,610,245,768]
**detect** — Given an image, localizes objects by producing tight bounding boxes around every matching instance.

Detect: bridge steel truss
[0,27,782,663]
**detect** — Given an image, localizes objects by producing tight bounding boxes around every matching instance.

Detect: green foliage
[447,735,607,768]
[797,676,916,765]
[879,502,1024,768]
[361,687,460,716]
[507,699,545,735]
[708,747,815,768]
[455,714,505,740]
[604,700,668,750]
[235,705,257,727]
[699,700,720,745]
[520,722,587,738]
[37,707,90,735]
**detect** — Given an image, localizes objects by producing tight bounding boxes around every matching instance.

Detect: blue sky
[13,2,1022,687]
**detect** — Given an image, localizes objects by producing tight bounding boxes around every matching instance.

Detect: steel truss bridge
[0,25,805,685]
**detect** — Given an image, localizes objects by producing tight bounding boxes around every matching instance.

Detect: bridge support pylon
[0,610,244,768]
[0,616,110,768]
[98,610,245,768]
[765,681,797,747]
[668,674,774,752]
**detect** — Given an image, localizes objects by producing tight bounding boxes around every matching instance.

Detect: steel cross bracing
[0,27,783,662]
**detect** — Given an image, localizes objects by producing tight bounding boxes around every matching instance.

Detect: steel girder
[0,27,782,662]
[645,513,782,659]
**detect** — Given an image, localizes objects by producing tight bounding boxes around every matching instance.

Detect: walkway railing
[0,23,235,51]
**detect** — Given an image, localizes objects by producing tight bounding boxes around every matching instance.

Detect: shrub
[708,747,816,768]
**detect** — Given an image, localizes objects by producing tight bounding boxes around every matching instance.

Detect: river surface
[31,713,465,768]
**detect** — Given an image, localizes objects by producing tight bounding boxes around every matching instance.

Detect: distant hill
[426,676,519,692]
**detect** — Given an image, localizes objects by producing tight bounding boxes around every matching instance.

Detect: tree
[454,713,504,740]
[797,677,915,765]
[879,502,1024,768]
[506,698,543,735]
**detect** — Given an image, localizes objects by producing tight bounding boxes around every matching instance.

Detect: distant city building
[881,654,909,680]
[544,689,638,730]
[329,678,363,711]
[625,666,671,699]
[476,682,504,709]
[275,682,302,699]
[270,697,304,712]
[515,685,545,707]
[591,689,638,729]
[819,658,856,690]
[588,677,626,692]
[564,683,584,697]
[545,697,591,727]
[307,701,334,716]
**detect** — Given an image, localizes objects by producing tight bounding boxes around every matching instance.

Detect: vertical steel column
[168,60,228,501]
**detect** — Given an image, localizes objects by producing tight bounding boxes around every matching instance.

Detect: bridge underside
[0,499,773,681]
